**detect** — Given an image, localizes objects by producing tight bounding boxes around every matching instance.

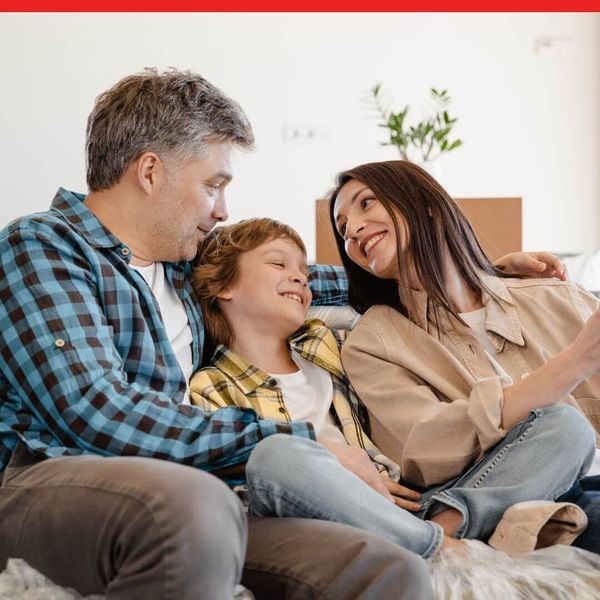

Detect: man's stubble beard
[152,218,197,263]
[152,177,198,263]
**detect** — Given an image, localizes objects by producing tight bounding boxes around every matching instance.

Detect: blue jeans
[247,405,595,558]
[247,435,445,558]
[557,474,600,553]
[417,404,596,540]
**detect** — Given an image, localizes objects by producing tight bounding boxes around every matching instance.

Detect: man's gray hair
[85,68,255,192]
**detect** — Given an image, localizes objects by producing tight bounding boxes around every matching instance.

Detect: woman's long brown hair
[328,160,507,327]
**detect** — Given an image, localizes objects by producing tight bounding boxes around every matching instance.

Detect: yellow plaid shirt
[190,319,400,479]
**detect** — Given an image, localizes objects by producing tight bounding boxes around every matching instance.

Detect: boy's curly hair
[192,218,306,349]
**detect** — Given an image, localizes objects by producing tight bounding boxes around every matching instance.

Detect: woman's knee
[544,404,595,441]
[538,405,596,465]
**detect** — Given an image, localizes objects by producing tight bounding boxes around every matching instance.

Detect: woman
[329,160,600,547]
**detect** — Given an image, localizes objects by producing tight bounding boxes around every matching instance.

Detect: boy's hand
[382,477,422,512]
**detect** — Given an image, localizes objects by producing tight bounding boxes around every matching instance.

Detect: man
[0,68,432,599]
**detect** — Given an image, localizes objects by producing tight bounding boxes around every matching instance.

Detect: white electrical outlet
[535,36,576,58]
[282,125,331,143]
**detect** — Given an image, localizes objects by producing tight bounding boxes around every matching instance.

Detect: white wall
[1,13,599,259]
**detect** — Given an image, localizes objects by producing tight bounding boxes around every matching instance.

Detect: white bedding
[588,447,600,476]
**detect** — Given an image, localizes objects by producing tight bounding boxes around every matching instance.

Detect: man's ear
[136,152,163,194]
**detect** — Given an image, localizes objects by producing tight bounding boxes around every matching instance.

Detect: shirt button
[267,378,278,387]
[278,406,286,414]
[54,338,65,348]
[120,247,130,256]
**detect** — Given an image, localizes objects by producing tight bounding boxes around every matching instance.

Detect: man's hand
[318,439,394,502]
[495,251,567,281]
[383,477,422,511]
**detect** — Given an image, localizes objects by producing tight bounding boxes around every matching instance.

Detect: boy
[190,217,422,507]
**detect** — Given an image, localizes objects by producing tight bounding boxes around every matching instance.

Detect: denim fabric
[246,435,444,559]
[557,474,600,553]
[246,406,595,558]
[417,404,596,540]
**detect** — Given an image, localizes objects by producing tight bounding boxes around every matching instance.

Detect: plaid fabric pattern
[190,319,401,479]
[307,265,348,306]
[0,188,355,474]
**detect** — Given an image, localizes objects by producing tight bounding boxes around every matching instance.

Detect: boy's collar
[210,319,344,391]
[211,345,272,394]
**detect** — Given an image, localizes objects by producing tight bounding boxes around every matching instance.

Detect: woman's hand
[382,476,422,511]
[495,251,567,280]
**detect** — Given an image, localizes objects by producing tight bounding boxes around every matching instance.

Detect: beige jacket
[342,275,600,488]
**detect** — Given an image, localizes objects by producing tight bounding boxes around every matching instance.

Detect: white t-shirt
[130,262,193,404]
[270,352,347,444]
[459,308,510,379]
[460,307,600,476]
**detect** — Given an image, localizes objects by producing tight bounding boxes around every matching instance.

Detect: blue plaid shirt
[0,188,349,475]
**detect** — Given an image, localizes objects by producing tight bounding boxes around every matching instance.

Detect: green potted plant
[370,84,463,165]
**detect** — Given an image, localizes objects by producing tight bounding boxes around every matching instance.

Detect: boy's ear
[216,288,233,301]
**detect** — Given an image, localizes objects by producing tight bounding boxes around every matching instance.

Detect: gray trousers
[0,444,431,600]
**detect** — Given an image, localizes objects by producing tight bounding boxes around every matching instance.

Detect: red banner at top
[2,2,599,11]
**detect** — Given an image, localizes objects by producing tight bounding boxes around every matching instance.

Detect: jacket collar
[289,319,345,378]
[411,273,525,347]
[478,274,525,347]
[211,345,270,395]
[211,319,343,393]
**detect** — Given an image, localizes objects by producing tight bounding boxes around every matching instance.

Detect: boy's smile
[218,237,312,338]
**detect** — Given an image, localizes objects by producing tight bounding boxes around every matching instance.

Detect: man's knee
[0,456,247,599]
[100,459,247,599]
[78,458,248,587]
[121,459,246,557]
